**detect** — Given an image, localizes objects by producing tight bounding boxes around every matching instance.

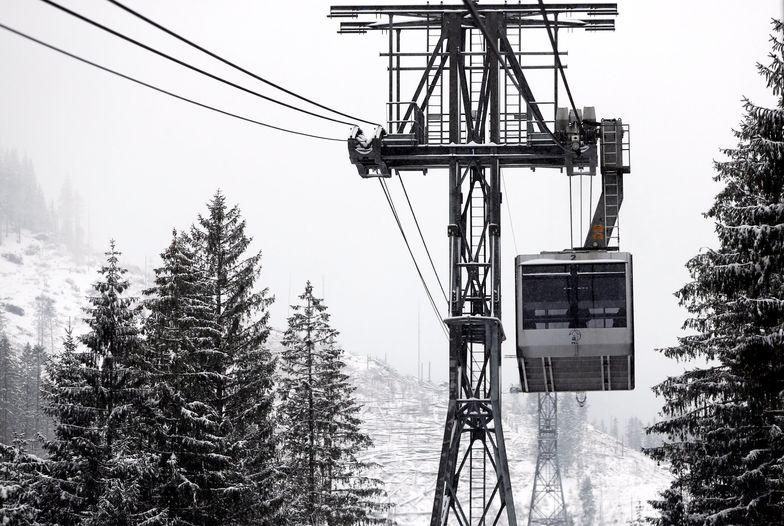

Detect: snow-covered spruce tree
[0,330,21,445]
[40,243,155,524]
[81,241,156,525]
[143,229,230,525]
[279,282,385,525]
[646,20,784,525]
[18,342,47,450]
[39,324,99,524]
[0,437,45,524]
[191,191,281,524]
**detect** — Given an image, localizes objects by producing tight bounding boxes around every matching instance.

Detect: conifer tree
[40,243,153,524]
[646,20,784,524]
[0,331,20,445]
[0,437,44,524]
[40,324,100,525]
[143,229,230,525]
[191,190,280,524]
[279,282,385,525]
[82,241,155,525]
[18,343,47,447]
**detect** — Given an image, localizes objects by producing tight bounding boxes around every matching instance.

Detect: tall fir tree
[0,331,20,445]
[279,282,385,525]
[646,20,784,525]
[40,243,154,524]
[0,437,45,524]
[18,342,47,448]
[40,324,101,525]
[143,229,230,525]
[190,191,280,524]
[81,241,153,525]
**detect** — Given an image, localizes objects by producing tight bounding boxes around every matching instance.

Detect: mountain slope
[345,353,670,525]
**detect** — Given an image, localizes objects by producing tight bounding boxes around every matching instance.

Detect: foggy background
[0,0,781,427]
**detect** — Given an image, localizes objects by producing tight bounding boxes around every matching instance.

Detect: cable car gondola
[515,250,634,392]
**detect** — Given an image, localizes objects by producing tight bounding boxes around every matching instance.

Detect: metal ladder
[469,341,487,525]
[470,179,486,267]
[601,123,622,246]
[504,25,524,143]
[426,24,445,144]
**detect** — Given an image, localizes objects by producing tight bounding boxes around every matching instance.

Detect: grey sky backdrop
[1,0,782,425]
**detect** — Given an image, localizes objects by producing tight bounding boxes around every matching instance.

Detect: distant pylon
[529,392,568,526]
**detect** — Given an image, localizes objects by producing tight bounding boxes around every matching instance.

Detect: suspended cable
[0,22,342,142]
[378,179,449,340]
[395,171,448,305]
[107,0,379,127]
[500,173,519,255]
[538,0,581,125]
[40,0,356,127]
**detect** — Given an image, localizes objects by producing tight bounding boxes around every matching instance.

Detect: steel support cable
[378,179,449,340]
[460,0,571,154]
[538,0,581,125]
[395,171,448,305]
[40,0,357,127]
[107,0,379,127]
[0,23,343,142]
[500,173,519,255]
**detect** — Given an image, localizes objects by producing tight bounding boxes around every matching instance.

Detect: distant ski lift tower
[330,2,621,524]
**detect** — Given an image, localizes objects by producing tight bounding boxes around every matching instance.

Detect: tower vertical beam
[431,12,517,526]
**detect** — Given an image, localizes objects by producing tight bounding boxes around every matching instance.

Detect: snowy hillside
[1,231,670,525]
[343,353,671,525]
[0,230,146,348]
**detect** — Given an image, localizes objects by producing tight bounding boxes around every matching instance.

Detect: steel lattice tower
[331,3,619,524]
[529,393,567,526]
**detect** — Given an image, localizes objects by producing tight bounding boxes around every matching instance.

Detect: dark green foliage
[279,282,385,525]
[646,20,784,525]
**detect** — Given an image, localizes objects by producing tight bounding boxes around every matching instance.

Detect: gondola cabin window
[520,263,627,330]
[515,251,635,392]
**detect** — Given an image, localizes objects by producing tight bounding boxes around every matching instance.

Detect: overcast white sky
[1,0,782,424]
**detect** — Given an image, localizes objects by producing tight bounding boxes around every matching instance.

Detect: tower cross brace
[330,3,620,524]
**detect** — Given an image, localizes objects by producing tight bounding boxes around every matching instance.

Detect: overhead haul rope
[378,179,449,340]
[40,0,358,127]
[395,171,449,305]
[0,23,343,142]
[501,173,520,255]
[107,0,379,127]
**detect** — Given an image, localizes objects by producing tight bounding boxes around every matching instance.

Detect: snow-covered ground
[0,230,147,349]
[344,353,671,525]
[1,230,670,525]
